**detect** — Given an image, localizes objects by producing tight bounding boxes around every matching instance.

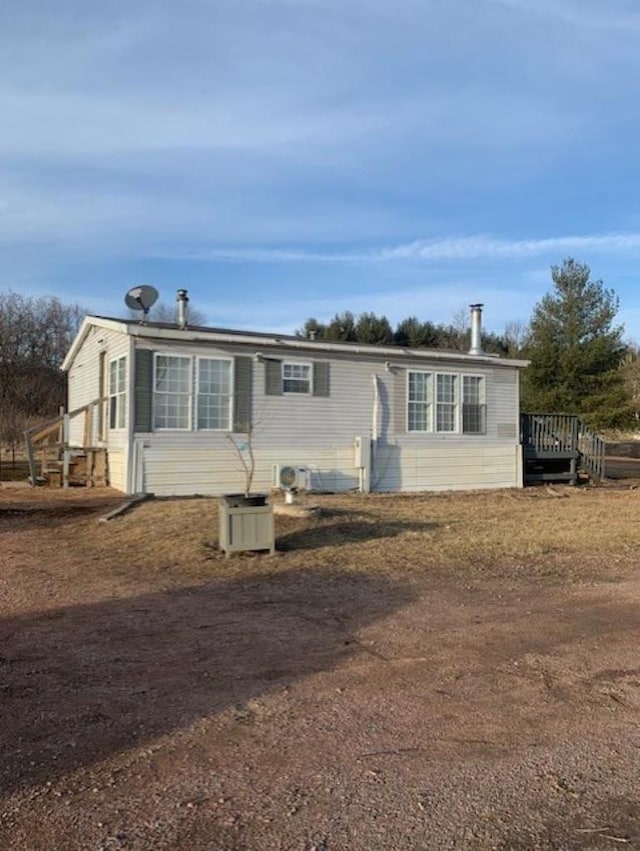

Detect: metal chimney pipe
[469,303,484,355]
[176,289,189,329]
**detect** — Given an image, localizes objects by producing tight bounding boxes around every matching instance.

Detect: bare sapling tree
[226,424,256,497]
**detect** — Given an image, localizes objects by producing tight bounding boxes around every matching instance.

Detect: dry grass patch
[59,485,640,588]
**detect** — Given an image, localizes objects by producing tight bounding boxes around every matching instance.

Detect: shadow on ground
[0,567,415,797]
[277,518,438,551]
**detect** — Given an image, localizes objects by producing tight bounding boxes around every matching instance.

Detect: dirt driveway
[1,486,639,850]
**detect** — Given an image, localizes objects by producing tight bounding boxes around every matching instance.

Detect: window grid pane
[408,372,432,432]
[463,376,482,404]
[197,359,232,430]
[109,356,127,430]
[154,356,191,429]
[155,356,191,393]
[462,376,485,434]
[436,374,457,432]
[463,404,486,434]
[154,393,190,429]
[283,363,311,394]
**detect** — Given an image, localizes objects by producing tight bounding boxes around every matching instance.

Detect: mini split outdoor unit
[272,464,311,491]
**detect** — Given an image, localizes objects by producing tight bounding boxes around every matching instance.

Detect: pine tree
[355,312,394,344]
[522,258,633,428]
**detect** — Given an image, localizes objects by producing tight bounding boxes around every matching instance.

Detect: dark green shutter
[233,356,253,432]
[312,361,330,397]
[134,349,153,433]
[393,368,407,434]
[265,358,282,395]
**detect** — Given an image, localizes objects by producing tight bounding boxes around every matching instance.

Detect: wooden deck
[521,414,605,485]
[24,399,109,488]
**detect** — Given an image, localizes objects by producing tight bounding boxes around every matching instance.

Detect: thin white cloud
[192,233,640,264]
[486,0,640,30]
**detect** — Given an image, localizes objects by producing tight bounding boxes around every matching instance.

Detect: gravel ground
[0,487,639,850]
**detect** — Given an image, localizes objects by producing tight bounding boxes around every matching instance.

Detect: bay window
[407,370,486,434]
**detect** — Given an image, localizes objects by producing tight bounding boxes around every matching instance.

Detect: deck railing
[521,413,606,481]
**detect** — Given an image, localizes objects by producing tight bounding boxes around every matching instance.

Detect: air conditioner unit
[272,464,311,491]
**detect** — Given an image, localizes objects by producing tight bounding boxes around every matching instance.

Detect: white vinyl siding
[282,362,311,394]
[196,358,232,430]
[154,355,191,430]
[109,355,127,430]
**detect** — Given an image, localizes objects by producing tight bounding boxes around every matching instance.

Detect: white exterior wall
[66,325,131,491]
[131,339,523,497]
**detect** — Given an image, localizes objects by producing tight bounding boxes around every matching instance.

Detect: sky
[3,0,640,340]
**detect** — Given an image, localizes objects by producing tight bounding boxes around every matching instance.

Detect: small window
[463,375,486,434]
[282,362,311,394]
[154,355,191,429]
[109,356,127,430]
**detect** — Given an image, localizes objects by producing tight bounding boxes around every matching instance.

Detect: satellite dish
[125,285,159,321]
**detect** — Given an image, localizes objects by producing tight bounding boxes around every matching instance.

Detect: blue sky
[3,0,640,340]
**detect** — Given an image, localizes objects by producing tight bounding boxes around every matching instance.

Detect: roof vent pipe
[176,289,189,329]
[469,303,484,355]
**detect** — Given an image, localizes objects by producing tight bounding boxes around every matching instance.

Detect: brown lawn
[1,485,639,850]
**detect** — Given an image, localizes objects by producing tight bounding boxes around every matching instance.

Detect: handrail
[521,413,605,481]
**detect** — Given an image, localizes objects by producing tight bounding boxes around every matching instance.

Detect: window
[463,375,486,434]
[436,373,457,432]
[282,362,311,394]
[154,355,191,429]
[408,371,432,432]
[407,371,486,435]
[109,356,127,430]
[197,358,232,430]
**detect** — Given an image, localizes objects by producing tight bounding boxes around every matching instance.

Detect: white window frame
[195,356,234,431]
[282,361,312,395]
[108,355,127,431]
[407,370,487,435]
[153,353,193,431]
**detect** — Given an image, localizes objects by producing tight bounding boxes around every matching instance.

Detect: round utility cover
[279,465,297,489]
[125,284,159,312]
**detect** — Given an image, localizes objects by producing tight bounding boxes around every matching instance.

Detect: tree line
[296,311,523,357]
[296,258,637,429]
[0,257,638,450]
[0,293,85,451]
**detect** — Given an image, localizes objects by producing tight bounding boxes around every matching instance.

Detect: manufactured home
[60,303,529,496]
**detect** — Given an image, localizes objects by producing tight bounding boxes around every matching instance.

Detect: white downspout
[371,374,380,490]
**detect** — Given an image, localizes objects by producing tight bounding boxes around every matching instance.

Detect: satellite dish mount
[125,285,159,324]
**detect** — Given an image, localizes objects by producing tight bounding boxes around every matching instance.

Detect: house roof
[62,314,530,372]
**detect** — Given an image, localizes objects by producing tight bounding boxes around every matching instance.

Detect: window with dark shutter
[233,356,253,432]
[133,349,153,433]
[265,358,283,395]
[312,361,330,397]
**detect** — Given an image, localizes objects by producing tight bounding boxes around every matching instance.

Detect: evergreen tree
[394,316,439,348]
[522,258,633,428]
[325,311,357,341]
[355,312,394,344]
